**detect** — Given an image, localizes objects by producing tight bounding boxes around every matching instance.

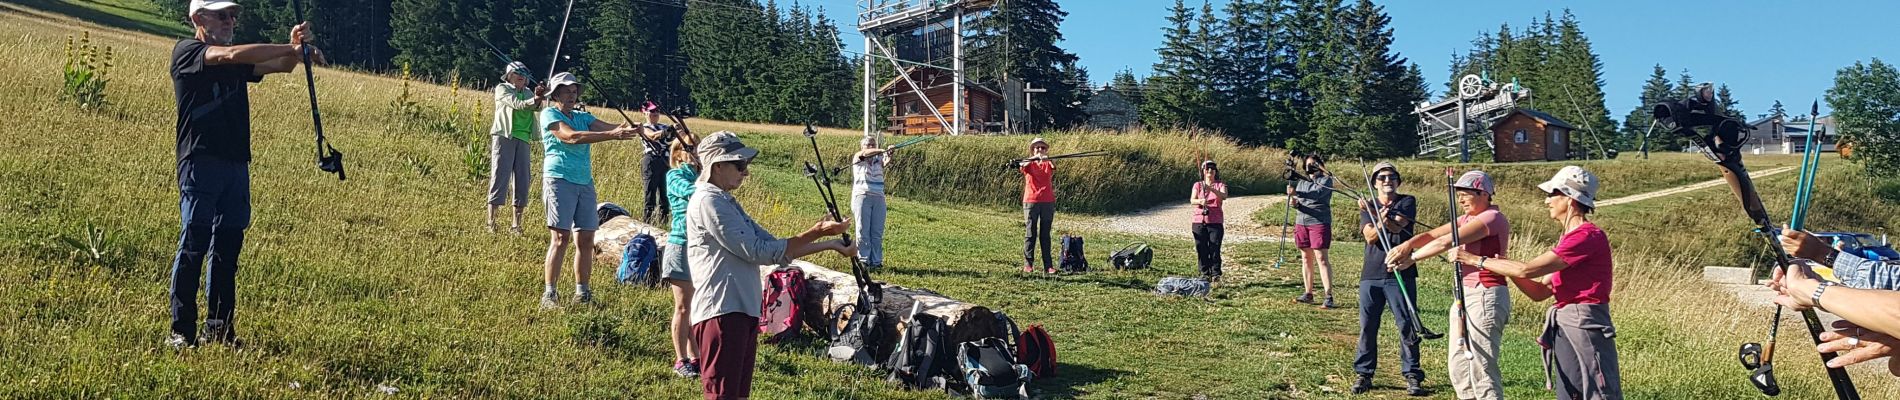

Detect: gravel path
[1593,166,1797,208]
[1087,195,1292,243]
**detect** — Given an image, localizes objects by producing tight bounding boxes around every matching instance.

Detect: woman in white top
[851,136,894,270]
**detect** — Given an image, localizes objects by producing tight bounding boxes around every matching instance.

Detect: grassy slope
[4,5,1900,399]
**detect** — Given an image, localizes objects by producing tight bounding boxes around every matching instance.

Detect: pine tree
[1544,10,1613,158]
[1285,0,1342,151]
[1211,0,1276,144]
[1764,100,1788,120]
[1717,84,1743,120]
[969,0,1084,131]
[1140,0,1202,129]
[1621,64,1674,152]
[1109,69,1144,111]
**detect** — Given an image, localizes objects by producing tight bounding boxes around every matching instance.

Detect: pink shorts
[1294,224,1331,250]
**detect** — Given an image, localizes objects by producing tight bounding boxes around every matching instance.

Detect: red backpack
[759,267,808,343]
[1017,324,1057,378]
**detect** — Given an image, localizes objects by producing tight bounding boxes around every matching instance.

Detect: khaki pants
[1448,284,1510,400]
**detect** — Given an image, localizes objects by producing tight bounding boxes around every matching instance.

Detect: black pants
[641,155,670,223]
[1023,202,1054,270]
[1354,277,1424,379]
[1191,223,1223,279]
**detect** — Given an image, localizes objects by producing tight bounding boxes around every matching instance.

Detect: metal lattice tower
[1414,74,1532,161]
[857,0,994,142]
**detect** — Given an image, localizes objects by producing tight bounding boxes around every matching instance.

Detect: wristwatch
[1812,281,1836,310]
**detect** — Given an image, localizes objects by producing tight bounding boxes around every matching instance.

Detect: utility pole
[1023,83,1047,133]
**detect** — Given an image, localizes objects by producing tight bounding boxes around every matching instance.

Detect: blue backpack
[617,233,663,288]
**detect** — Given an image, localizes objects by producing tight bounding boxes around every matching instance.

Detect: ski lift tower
[858,0,994,142]
[1414,74,1532,162]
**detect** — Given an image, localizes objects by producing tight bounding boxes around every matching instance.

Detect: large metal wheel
[1457,74,1484,98]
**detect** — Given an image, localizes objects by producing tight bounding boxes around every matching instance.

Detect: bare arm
[205,44,301,66]
[1463,250,1569,279]
[1386,220,1491,269]
[551,121,631,145]
[1772,262,1900,336]
[783,219,854,259]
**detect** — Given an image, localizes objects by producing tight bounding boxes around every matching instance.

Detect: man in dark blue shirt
[1351,161,1427,396]
[167,0,325,349]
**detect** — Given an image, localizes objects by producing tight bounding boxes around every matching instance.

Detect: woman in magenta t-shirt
[1455,165,1623,400]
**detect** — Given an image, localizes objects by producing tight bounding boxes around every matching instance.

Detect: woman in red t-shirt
[1386,169,1511,400]
[1014,138,1058,273]
[1455,165,1623,400]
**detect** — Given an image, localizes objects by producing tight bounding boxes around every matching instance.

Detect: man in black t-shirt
[167,0,326,349]
[637,104,677,224]
[1351,161,1428,396]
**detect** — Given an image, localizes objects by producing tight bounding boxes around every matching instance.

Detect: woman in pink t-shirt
[1455,165,1622,400]
[1190,160,1228,281]
[1386,169,1512,400]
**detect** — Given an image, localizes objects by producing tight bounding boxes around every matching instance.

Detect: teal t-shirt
[665,165,699,245]
[541,107,597,185]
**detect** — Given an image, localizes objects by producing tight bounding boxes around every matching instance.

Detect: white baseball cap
[548,72,580,93]
[1537,165,1600,208]
[189,0,240,17]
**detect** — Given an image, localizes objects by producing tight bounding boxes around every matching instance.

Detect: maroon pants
[693,313,760,400]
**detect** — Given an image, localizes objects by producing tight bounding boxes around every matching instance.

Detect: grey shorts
[661,241,691,282]
[543,178,599,231]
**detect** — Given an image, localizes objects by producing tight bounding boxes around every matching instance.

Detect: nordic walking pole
[289,0,343,180]
[546,0,577,85]
[1442,168,1477,361]
[1361,161,1440,340]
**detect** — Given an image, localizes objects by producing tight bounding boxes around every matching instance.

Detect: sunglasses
[201,10,239,21]
[1547,189,1565,198]
[1374,174,1399,182]
[728,160,750,172]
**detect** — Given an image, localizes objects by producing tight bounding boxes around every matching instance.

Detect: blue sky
[808,0,1896,119]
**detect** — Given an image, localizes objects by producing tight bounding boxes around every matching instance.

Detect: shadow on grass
[1033,362,1130,399]
[3,0,190,38]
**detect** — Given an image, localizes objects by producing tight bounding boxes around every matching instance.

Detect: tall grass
[740,128,1286,215]
[5,5,1900,399]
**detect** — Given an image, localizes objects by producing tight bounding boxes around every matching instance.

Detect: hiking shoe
[1044,266,1057,274]
[1295,292,1315,304]
[1406,375,1428,396]
[674,360,701,378]
[575,289,595,305]
[540,291,560,309]
[1022,264,1034,273]
[1321,296,1336,309]
[509,225,524,236]
[203,319,242,349]
[484,222,497,233]
[1351,373,1373,394]
[166,333,196,350]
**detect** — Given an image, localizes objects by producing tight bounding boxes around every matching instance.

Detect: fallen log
[592,215,1005,356]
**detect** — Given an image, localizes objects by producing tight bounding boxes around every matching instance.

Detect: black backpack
[826,299,885,366]
[958,337,1033,399]
[1108,242,1152,270]
[1058,235,1087,273]
[886,308,952,389]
